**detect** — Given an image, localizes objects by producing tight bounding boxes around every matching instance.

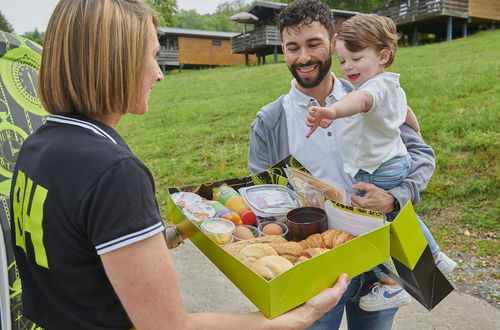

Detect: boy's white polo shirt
[284,73,356,202]
[342,72,408,177]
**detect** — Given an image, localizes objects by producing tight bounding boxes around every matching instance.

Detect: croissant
[299,230,356,250]
[321,230,356,249]
[298,233,326,249]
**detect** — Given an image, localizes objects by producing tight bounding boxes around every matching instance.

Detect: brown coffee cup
[286,207,327,241]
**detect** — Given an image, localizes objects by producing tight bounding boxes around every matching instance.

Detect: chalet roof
[247,1,359,22]
[157,27,239,39]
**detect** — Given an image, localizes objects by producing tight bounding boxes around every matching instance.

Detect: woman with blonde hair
[10,0,347,329]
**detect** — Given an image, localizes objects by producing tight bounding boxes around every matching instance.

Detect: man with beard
[248,0,436,329]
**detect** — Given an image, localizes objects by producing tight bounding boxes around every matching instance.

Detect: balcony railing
[231,25,282,53]
[375,0,469,25]
[156,49,179,66]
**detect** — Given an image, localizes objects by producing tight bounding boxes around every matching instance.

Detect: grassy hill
[117,29,499,262]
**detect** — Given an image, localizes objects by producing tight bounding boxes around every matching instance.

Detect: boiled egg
[233,226,255,240]
[262,223,284,236]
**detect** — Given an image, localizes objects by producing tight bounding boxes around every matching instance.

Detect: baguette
[268,242,303,263]
[224,235,287,256]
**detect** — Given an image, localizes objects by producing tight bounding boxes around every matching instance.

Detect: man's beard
[289,56,332,89]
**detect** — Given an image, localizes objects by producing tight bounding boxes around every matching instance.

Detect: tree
[23,28,45,46]
[324,0,386,13]
[0,10,13,33]
[215,0,249,15]
[146,0,178,26]
[258,0,386,13]
[175,0,251,33]
[205,14,238,32]
[176,9,209,30]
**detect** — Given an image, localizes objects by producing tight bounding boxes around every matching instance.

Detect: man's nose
[297,48,312,64]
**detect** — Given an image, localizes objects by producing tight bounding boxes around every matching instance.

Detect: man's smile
[297,64,318,73]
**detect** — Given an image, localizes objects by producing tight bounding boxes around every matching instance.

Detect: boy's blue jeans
[355,154,440,279]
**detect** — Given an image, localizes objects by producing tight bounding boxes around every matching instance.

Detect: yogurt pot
[171,191,202,207]
[182,203,215,222]
[200,218,236,245]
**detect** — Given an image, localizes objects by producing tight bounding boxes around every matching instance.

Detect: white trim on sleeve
[96,222,165,255]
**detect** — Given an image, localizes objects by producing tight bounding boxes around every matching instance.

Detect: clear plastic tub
[239,184,303,217]
[200,218,236,245]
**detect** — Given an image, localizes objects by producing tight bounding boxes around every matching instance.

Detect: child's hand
[306,106,335,138]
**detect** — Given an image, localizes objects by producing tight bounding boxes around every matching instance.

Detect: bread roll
[236,243,278,267]
[250,255,293,280]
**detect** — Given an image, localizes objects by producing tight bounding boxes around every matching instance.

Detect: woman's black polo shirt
[10,114,165,329]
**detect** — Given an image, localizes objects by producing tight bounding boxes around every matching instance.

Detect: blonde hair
[39,0,159,116]
[335,14,400,67]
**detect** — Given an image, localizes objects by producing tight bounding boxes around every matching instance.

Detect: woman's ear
[379,49,391,66]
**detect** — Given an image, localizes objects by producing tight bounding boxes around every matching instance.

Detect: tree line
[1,0,386,45]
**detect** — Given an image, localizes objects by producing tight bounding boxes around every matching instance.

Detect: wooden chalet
[375,0,499,44]
[156,27,255,71]
[231,1,358,65]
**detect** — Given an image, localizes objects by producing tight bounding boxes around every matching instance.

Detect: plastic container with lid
[200,218,236,245]
[239,184,303,219]
[213,184,256,226]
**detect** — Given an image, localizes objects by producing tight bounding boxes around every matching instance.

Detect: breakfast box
[165,156,453,318]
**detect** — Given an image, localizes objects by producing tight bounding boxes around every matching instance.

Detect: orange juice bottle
[206,200,243,225]
[213,184,256,226]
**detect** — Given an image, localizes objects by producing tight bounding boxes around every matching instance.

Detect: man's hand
[351,182,395,214]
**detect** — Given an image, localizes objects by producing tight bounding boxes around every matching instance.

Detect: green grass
[117,29,499,258]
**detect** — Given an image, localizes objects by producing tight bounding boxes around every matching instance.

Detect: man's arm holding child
[352,123,435,213]
[405,106,421,138]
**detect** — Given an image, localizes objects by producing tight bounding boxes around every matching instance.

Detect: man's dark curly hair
[277,0,334,38]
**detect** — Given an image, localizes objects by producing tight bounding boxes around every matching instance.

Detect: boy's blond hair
[38,0,159,116]
[335,14,400,67]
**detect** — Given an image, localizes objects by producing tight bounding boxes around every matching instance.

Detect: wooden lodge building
[231,1,358,65]
[375,0,499,45]
[156,27,255,72]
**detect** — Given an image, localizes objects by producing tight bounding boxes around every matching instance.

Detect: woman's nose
[157,66,164,82]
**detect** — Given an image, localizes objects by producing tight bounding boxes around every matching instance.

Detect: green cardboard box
[166,157,453,318]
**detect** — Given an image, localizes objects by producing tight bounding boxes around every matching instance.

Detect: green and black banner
[0,30,46,330]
